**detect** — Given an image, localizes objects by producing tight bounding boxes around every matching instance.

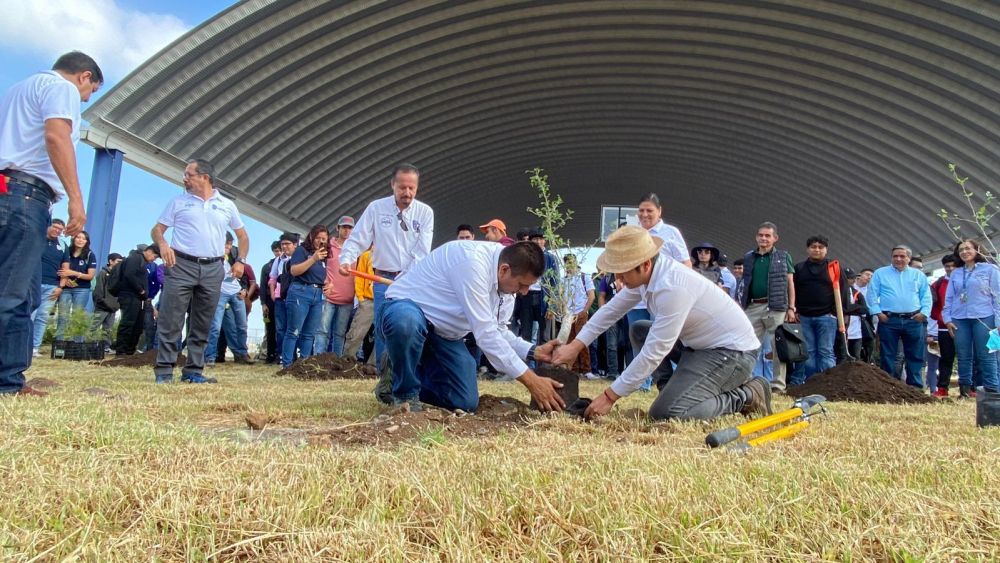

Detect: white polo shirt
[0,71,81,199]
[340,195,434,274]
[156,189,244,258]
[386,241,533,377]
[578,256,759,397]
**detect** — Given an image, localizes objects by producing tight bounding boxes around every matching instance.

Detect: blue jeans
[381,299,478,411]
[55,287,91,341]
[627,308,653,390]
[31,284,58,350]
[952,316,1000,391]
[800,315,837,380]
[314,301,352,356]
[205,292,249,361]
[877,316,925,388]
[281,283,324,367]
[0,183,51,393]
[373,274,397,370]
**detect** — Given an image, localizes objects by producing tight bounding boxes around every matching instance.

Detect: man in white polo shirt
[151,158,249,384]
[0,51,102,396]
[338,162,434,403]
[381,241,565,412]
[552,226,770,421]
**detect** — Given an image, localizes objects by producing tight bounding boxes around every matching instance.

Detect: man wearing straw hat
[551,226,772,421]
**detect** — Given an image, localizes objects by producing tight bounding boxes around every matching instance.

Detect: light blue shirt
[867,265,931,317]
[942,262,1000,322]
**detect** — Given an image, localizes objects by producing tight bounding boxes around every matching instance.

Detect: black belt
[1,169,56,201]
[886,311,919,319]
[750,298,768,304]
[373,269,399,277]
[174,249,224,264]
[295,281,323,289]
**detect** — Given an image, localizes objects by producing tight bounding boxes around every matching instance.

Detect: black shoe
[234,354,256,365]
[959,385,977,399]
[740,376,773,417]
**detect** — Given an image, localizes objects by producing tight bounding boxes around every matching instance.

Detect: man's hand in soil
[549,339,585,367]
[584,388,619,420]
[518,370,565,412]
[532,339,562,363]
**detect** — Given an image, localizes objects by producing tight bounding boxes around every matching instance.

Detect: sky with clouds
[0,0,608,336]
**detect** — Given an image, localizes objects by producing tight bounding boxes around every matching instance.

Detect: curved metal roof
[82,0,1000,267]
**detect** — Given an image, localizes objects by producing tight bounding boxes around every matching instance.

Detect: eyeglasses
[397,211,409,232]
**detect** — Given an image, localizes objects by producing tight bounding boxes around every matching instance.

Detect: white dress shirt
[385,241,533,377]
[577,257,759,397]
[340,195,434,274]
[0,71,81,198]
[156,190,244,258]
[632,219,689,311]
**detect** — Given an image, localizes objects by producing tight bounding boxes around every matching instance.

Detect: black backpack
[774,323,808,363]
[278,259,294,300]
[106,259,125,297]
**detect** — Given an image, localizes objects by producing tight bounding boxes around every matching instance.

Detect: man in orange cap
[479,219,515,246]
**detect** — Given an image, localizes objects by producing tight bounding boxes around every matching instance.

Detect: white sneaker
[582,372,601,380]
[32,349,40,358]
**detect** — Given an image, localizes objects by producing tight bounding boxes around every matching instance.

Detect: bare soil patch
[25,377,61,390]
[308,394,539,448]
[787,361,933,404]
[96,350,184,368]
[276,353,377,380]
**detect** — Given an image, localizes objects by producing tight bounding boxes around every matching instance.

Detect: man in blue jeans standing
[380,241,565,412]
[31,218,66,357]
[0,52,102,396]
[867,245,932,388]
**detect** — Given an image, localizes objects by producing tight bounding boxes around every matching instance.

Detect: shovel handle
[349,269,393,285]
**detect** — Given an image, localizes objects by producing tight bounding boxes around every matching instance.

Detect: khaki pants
[344,299,374,364]
[745,302,788,391]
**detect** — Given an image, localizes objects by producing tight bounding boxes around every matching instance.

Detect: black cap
[528,228,545,240]
[107,252,123,262]
[845,268,857,278]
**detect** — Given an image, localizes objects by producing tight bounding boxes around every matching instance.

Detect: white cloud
[0,0,190,80]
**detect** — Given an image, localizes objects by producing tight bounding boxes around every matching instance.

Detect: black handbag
[774,323,808,363]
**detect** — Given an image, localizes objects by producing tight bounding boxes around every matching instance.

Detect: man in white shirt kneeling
[381,241,565,412]
[551,226,772,421]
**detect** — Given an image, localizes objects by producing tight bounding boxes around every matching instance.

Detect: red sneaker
[932,388,948,398]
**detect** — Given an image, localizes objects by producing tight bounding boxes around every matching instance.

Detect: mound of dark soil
[277,353,377,380]
[531,365,580,411]
[787,361,933,404]
[97,350,184,368]
[308,394,537,448]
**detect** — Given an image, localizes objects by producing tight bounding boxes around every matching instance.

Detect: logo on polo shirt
[379,215,393,228]
[412,220,421,233]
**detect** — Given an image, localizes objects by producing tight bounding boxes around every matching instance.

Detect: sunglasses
[397,211,409,232]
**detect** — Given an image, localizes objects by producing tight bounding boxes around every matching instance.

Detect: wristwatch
[236,257,248,265]
[527,344,537,361]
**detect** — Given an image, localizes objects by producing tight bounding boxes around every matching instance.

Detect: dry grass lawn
[1,357,998,561]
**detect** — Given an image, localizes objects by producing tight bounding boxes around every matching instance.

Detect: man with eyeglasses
[339,162,434,404]
[1,52,103,396]
[151,158,249,384]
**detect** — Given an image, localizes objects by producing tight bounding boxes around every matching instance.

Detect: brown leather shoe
[740,376,773,418]
[16,386,49,397]
[234,354,256,365]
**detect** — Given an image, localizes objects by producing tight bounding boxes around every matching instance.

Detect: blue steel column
[85,148,124,300]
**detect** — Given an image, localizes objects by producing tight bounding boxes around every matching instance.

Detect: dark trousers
[115,292,145,354]
[264,302,277,361]
[155,259,223,377]
[141,300,157,351]
[935,331,956,389]
[517,290,544,344]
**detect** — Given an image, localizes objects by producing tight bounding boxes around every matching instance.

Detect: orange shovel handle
[349,268,393,285]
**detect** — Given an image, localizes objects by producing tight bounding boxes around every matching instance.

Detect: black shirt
[793,259,849,317]
[61,248,97,289]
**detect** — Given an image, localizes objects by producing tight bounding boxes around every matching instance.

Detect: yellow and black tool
[705,395,828,451]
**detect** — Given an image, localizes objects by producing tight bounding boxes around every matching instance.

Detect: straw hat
[596,225,663,273]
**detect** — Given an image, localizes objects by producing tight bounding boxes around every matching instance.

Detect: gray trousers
[744,302,788,391]
[630,320,758,421]
[92,309,116,347]
[155,258,223,377]
[343,299,374,364]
